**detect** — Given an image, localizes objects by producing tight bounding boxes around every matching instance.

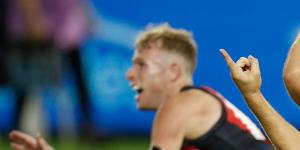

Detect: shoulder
[160,88,221,115]
[156,88,223,139]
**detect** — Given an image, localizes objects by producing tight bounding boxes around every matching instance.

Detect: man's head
[126,23,197,110]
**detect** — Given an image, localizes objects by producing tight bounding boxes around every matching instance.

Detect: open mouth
[131,84,144,101]
[136,88,144,94]
[133,87,144,102]
[131,84,144,95]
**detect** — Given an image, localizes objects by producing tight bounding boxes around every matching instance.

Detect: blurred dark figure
[0,0,8,85]
[0,0,10,137]
[5,0,93,139]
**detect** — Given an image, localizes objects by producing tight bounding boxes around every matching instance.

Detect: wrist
[241,90,266,106]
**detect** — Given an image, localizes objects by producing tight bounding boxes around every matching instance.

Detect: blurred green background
[0,137,149,150]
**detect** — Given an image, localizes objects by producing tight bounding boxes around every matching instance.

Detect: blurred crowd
[0,0,94,140]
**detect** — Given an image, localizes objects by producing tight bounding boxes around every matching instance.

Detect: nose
[126,67,135,81]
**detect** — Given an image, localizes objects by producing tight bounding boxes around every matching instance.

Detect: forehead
[132,45,159,62]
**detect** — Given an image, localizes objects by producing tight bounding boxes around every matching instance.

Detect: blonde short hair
[135,23,197,75]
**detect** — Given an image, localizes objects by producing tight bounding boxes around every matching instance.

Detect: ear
[168,63,181,82]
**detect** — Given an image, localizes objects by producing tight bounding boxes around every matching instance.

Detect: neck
[163,77,194,102]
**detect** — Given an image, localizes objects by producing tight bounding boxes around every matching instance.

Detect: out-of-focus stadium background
[0,0,300,149]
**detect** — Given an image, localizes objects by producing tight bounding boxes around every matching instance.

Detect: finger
[236,57,250,69]
[9,130,36,148]
[295,31,300,43]
[220,48,236,70]
[36,133,44,148]
[10,142,24,150]
[36,133,51,150]
[248,55,260,74]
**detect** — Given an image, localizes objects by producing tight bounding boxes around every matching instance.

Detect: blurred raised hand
[9,130,54,150]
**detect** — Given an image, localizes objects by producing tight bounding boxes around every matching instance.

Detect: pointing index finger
[220,48,236,70]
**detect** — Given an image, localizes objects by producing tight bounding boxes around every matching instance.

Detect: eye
[132,62,145,70]
[138,62,145,67]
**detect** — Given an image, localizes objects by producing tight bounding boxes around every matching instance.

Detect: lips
[135,88,144,100]
[132,85,144,101]
[131,84,143,94]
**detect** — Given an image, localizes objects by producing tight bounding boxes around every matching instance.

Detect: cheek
[147,72,168,92]
[147,61,163,75]
[140,63,168,87]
